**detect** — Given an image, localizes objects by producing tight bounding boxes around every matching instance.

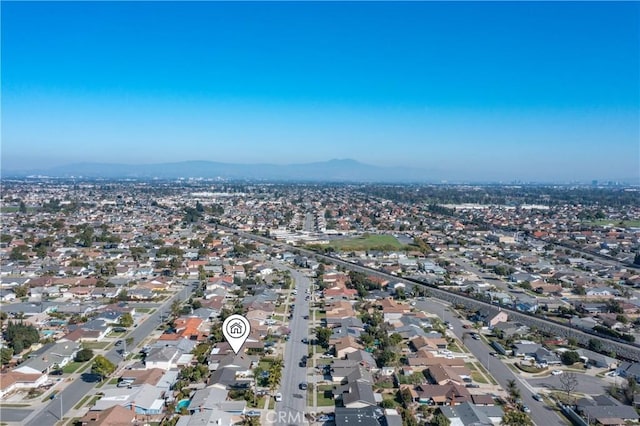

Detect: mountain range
[2,159,437,182]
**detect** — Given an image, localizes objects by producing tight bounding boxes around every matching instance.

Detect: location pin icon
[222,314,251,354]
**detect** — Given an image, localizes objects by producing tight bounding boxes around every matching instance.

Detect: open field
[327,234,406,252]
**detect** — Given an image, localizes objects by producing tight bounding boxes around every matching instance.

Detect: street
[414,299,566,426]
[273,269,311,426]
[8,285,193,426]
[528,374,609,396]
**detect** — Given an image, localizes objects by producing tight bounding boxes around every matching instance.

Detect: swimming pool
[176,399,190,412]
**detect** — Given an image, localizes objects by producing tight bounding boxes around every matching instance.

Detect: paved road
[11,285,192,426]
[414,299,565,426]
[274,269,311,426]
[221,225,640,359]
[528,373,609,396]
[303,213,315,233]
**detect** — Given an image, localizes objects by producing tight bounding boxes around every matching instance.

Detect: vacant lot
[328,234,405,252]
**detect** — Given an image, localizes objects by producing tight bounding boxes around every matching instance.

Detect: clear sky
[2,1,639,181]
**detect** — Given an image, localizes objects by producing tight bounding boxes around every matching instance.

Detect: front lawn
[82,341,110,350]
[63,361,84,374]
[317,385,335,407]
[471,371,488,384]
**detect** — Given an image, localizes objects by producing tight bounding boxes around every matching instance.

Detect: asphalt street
[2,285,193,426]
[527,373,609,396]
[414,299,566,426]
[274,269,311,426]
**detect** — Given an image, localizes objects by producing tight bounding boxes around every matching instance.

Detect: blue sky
[2,1,639,181]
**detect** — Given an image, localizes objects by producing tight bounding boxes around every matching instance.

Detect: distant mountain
[3,159,436,182]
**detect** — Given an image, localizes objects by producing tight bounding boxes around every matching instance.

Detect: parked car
[521,405,531,413]
[551,370,563,375]
[274,393,283,402]
[532,394,543,402]
[299,382,308,390]
[246,410,261,417]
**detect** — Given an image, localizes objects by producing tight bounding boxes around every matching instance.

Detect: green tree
[118,313,134,328]
[506,379,521,403]
[501,409,533,426]
[396,387,413,409]
[13,285,28,298]
[624,376,639,404]
[4,321,39,353]
[432,413,451,426]
[1,347,14,365]
[171,300,182,317]
[75,348,94,362]
[268,358,283,391]
[588,338,603,352]
[376,349,397,368]
[560,351,581,365]
[315,327,332,348]
[91,355,116,381]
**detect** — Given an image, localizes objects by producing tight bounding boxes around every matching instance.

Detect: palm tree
[268,357,284,392]
[506,379,521,403]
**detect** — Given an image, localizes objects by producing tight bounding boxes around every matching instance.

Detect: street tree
[559,371,579,400]
[506,379,521,403]
[92,355,116,381]
[119,313,134,328]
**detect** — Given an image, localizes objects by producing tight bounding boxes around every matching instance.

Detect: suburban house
[15,341,80,375]
[0,371,48,399]
[144,346,182,371]
[90,383,165,417]
[439,401,504,426]
[78,405,136,426]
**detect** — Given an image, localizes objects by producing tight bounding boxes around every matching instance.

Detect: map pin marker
[222,314,251,354]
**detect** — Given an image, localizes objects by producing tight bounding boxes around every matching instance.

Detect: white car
[551,370,563,375]
[274,393,282,402]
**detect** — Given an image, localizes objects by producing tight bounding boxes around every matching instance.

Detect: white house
[0,372,48,400]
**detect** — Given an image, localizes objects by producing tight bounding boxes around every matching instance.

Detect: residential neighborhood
[0,180,639,426]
